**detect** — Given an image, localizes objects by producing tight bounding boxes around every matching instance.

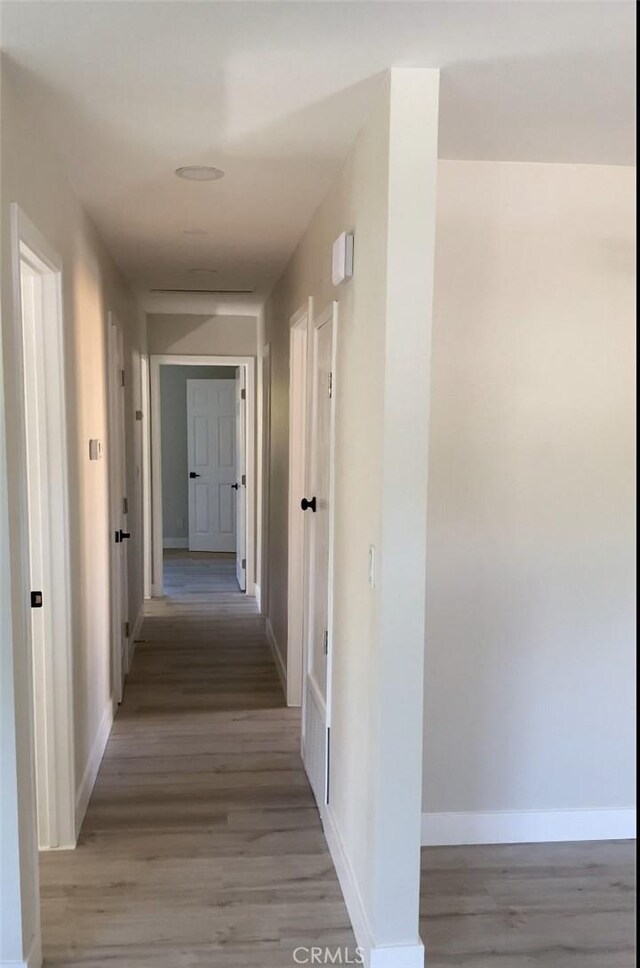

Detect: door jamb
[149,354,256,597]
[10,203,76,849]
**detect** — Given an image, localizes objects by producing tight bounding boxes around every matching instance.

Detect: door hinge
[241,388,246,400]
[323,629,329,655]
[124,621,130,637]
[31,590,43,609]
[328,371,333,398]
[122,497,128,515]
[241,558,246,570]
[241,473,246,486]
[119,369,125,387]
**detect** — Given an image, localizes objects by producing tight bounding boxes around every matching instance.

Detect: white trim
[10,204,75,851]
[421,809,637,846]
[162,537,188,549]
[286,301,311,708]
[323,804,424,968]
[0,932,42,968]
[265,617,287,699]
[254,583,261,611]
[140,355,152,600]
[75,701,113,838]
[150,354,256,598]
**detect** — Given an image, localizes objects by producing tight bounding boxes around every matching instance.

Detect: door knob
[189,472,200,479]
[231,482,240,490]
[119,530,131,541]
[301,496,317,512]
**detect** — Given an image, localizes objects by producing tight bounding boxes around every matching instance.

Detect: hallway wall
[1,62,145,962]
[261,70,440,962]
[147,312,257,356]
[423,160,636,840]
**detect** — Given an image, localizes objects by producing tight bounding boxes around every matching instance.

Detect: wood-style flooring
[420,840,636,967]
[39,554,355,966]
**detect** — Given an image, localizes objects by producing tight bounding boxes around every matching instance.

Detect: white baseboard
[421,808,637,846]
[323,803,424,968]
[163,537,188,549]
[75,700,113,837]
[265,617,287,698]
[1,932,42,968]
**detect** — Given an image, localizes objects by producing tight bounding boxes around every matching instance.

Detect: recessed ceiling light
[190,268,217,274]
[175,166,225,181]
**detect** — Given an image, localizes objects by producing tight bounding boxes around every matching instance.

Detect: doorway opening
[149,355,255,599]
[11,204,75,849]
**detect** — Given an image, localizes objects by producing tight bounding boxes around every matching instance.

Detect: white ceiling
[1,1,636,307]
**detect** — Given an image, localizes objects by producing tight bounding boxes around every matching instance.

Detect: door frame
[300,301,338,809]
[107,312,129,703]
[9,203,76,849]
[149,354,256,597]
[140,355,152,600]
[286,300,312,706]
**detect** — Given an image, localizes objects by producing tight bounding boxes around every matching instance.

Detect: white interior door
[108,314,129,703]
[187,378,236,553]
[235,368,247,590]
[302,305,336,810]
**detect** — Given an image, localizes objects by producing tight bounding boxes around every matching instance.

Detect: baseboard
[1,931,42,968]
[323,804,424,968]
[265,617,287,698]
[421,808,637,846]
[163,537,188,549]
[75,700,113,838]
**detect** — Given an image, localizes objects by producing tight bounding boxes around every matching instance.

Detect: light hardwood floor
[40,553,636,967]
[420,840,636,967]
[39,555,355,966]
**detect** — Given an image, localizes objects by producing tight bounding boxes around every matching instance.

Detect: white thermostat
[332,231,354,286]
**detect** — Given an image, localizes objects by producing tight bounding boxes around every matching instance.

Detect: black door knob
[231,482,240,490]
[119,530,131,541]
[189,472,200,479]
[301,496,317,512]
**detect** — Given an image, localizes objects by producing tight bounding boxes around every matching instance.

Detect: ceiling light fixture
[175,166,225,181]
[183,228,208,236]
[189,268,217,274]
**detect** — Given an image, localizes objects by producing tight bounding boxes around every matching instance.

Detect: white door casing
[150,355,255,597]
[301,302,337,811]
[107,313,129,704]
[11,204,75,849]
[235,368,247,589]
[187,378,237,553]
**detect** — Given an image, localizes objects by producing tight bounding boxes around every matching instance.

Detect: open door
[235,367,247,590]
[107,313,129,702]
[301,304,336,810]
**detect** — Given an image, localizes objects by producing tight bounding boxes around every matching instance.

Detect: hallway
[38,580,355,967]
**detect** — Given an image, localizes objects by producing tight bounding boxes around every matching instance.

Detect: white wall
[423,160,636,842]
[0,63,144,965]
[147,312,256,357]
[160,364,236,544]
[263,69,439,965]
